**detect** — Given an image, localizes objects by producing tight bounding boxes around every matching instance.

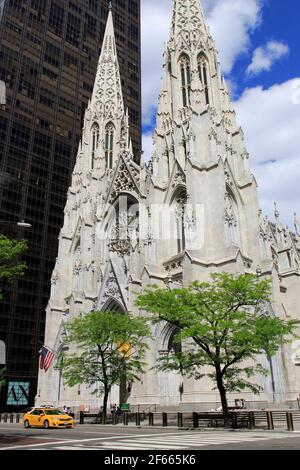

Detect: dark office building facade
[0,0,141,411]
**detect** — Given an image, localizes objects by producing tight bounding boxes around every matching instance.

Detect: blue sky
[141,0,300,225]
[232,0,299,94]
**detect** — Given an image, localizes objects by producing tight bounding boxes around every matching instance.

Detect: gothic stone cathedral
[37,1,300,411]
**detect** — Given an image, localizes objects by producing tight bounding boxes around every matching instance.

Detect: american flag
[39,346,55,372]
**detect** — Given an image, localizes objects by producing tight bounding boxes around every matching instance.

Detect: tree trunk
[102,390,109,425]
[215,365,229,422]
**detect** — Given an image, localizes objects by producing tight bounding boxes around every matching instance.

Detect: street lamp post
[17,221,32,228]
[256,265,277,403]
[0,220,32,229]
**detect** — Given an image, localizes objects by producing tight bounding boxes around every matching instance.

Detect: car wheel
[24,420,30,429]
[43,420,50,429]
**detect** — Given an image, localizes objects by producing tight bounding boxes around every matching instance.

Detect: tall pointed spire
[171,0,207,42]
[78,6,132,174]
[90,7,124,118]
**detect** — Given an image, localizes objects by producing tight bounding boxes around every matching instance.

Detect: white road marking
[17,432,296,451]
[0,431,193,450]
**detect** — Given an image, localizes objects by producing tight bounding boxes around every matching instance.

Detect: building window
[198,54,210,105]
[91,123,99,169]
[105,123,114,169]
[179,55,191,107]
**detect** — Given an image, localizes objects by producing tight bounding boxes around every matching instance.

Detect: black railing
[78,410,300,430]
[2,410,299,431]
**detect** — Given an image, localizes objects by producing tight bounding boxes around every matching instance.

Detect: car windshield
[44,410,65,415]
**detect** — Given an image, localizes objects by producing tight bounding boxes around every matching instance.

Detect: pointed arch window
[105,123,114,169]
[179,55,191,107]
[91,123,99,169]
[198,54,210,105]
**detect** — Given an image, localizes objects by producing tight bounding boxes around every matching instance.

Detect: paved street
[0,423,299,450]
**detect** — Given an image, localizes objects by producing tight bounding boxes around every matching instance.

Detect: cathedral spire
[90,7,124,118]
[171,0,207,43]
[78,7,132,174]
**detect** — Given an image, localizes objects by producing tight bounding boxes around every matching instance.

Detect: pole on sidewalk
[286,412,294,432]
[248,411,255,430]
[266,411,274,430]
[177,412,183,428]
[231,412,238,429]
[193,412,199,428]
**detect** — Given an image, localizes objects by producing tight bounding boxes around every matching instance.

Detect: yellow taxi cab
[22,407,75,429]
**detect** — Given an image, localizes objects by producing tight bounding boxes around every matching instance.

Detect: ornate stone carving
[73,259,82,276]
[225,168,234,187]
[172,169,185,188]
[172,0,205,47]
[175,195,186,221]
[224,193,237,227]
[109,162,139,202]
[104,271,122,301]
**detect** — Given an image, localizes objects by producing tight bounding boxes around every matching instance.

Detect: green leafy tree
[59,311,151,417]
[0,233,27,298]
[137,273,297,415]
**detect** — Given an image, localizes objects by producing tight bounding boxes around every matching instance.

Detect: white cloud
[234,79,300,225]
[247,41,289,76]
[206,0,263,74]
[141,131,154,162]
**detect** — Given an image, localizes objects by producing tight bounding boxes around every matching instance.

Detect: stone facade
[37,1,300,411]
